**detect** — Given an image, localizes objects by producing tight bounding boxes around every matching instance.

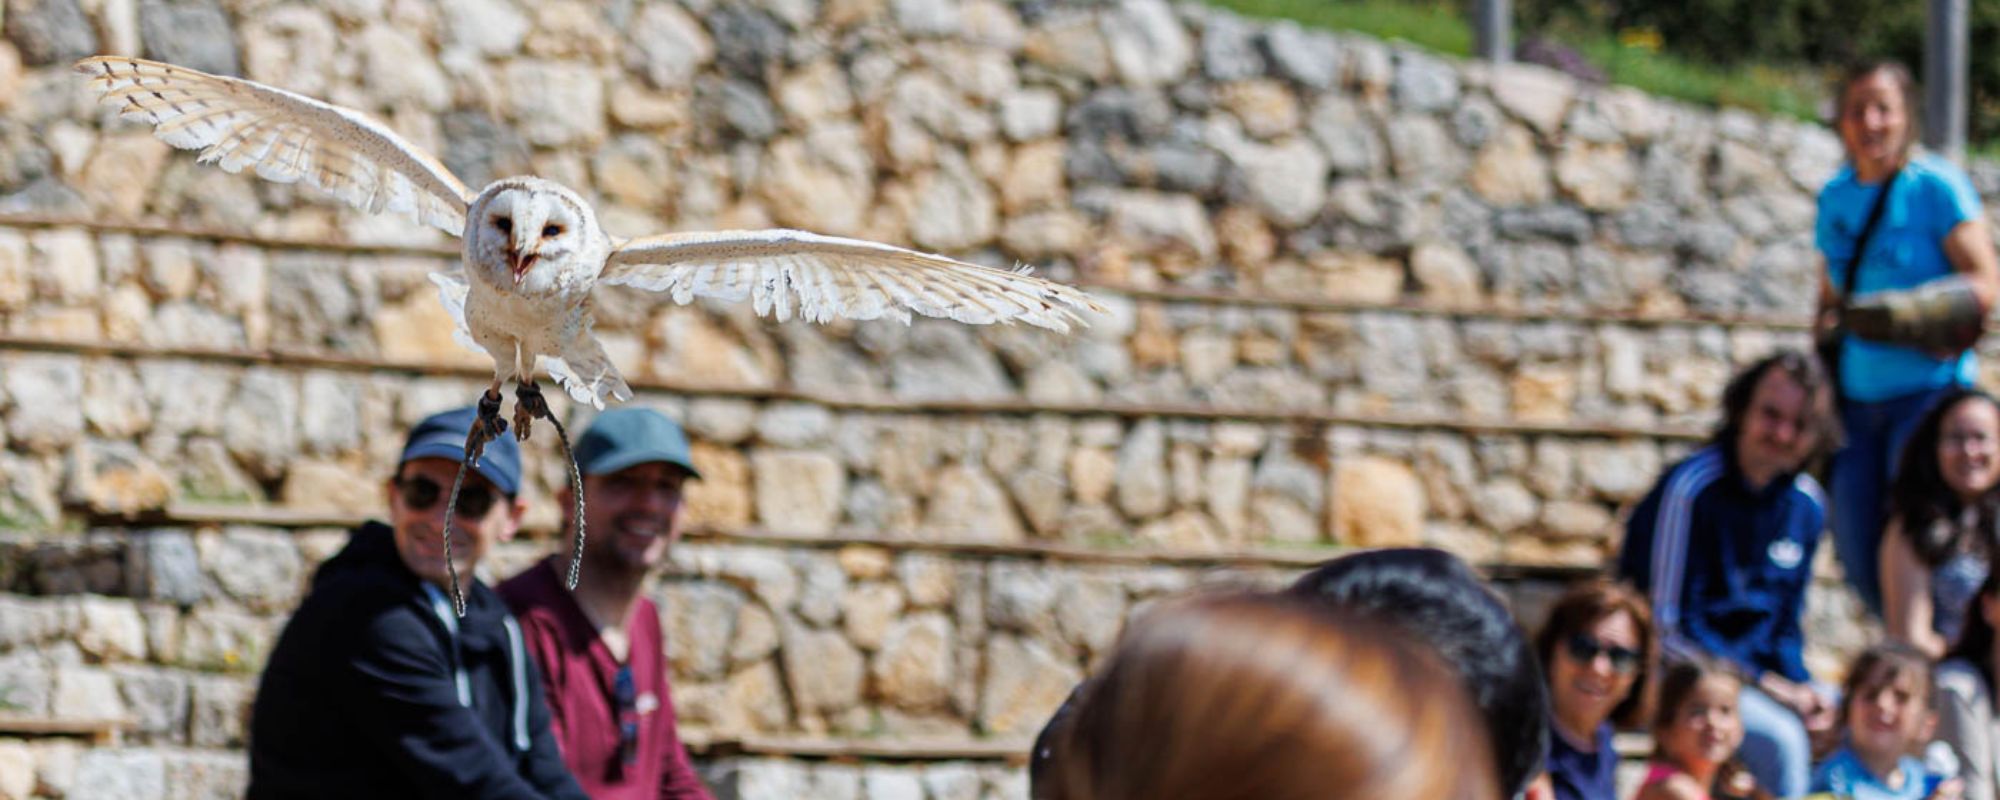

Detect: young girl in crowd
[1637,659,1771,800]
[1813,643,1962,800]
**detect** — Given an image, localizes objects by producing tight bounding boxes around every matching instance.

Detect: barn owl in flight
[78,55,1104,609]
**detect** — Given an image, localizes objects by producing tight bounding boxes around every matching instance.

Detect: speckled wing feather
[75,56,472,235]
[600,230,1106,332]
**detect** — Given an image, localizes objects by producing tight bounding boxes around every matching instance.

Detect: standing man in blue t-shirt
[1818,60,2000,616]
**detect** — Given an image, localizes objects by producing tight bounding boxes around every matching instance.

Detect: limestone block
[1329,456,1424,547]
[977,635,1080,735]
[751,450,845,533]
[840,582,905,650]
[871,612,955,711]
[778,622,865,716]
[661,582,748,682]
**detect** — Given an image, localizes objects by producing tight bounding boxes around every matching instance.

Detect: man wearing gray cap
[249,406,586,799]
[500,407,713,799]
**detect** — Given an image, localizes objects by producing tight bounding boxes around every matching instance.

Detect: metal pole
[1476,0,1511,63]
[1925,0,1968,158]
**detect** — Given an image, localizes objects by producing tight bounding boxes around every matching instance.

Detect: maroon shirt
[499,558,712,800]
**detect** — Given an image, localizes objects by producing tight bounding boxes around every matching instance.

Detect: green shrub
[1517,0,2000,142]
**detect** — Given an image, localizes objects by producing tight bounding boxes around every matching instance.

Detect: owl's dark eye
[542,224,563,238]
[493,217,511,233]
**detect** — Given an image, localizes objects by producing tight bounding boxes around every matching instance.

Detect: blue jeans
[1831,386,1956,616]
[1737,685,1813,799]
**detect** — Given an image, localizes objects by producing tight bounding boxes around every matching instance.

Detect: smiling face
[385,457,524,589]
[1659,675,1744,772]
[1937,397,2000,502]
[466,178,605,294]
[1838,68,1913,178]
[1548,610,1643,733]
[566,461,689,576]
[1844,662,1931,764]
[1735,367,1818,487]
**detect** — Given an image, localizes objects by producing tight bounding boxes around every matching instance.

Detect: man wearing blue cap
[248,407,587,800]
[500,407,713,799]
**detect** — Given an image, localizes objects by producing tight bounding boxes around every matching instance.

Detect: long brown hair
[1888,388,2000,568]
[1046,592,1499,800]
[1534,579,1657,729]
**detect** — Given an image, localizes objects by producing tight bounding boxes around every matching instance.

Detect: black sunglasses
[394,475,500,519]
[609,665,640,778]
[1564,633,1642,674]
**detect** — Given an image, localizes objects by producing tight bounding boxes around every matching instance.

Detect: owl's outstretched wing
[75,56,473,236]
[601,229,1106,332]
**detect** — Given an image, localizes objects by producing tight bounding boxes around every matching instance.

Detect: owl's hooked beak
[506,248,538,286]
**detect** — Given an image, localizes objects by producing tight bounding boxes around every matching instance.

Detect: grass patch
[1200,0,1827,123]
[1571,37,1825,122]
[1206,0,1474,55]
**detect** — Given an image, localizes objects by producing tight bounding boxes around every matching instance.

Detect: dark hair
[1534,579,1656,729]
[1047,592,1498,800]
[1652,659,1773,800]
[1652,658,1742,739]
[1289,548,1550,798]
[1838,642,1937,730]
[1835,60,1921,161]
[1945,573,2000,705]
[1888,388,2000,567]
[1712,349,1841,465]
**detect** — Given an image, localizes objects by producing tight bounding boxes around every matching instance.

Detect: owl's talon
[513,381,547,443]
[473,388,508,443]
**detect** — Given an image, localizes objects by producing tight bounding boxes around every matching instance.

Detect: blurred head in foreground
[1045,592,1498,800]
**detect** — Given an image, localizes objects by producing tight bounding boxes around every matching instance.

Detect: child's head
[1839,643,1936,761]
[1652,659,1746,771]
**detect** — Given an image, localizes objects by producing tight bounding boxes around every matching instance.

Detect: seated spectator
[1529,580,1656,800]
[1939,574,2000,800]
[1812,642,1960,800]
[1618,350,1840,799]
[1029,547,1549,800]
[1635,658,1770,800]
[1041,592,1498,800]
[248,407,586,799]
[1883,388,2000,657]
[499,408,712,799]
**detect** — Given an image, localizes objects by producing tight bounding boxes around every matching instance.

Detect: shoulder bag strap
[1838,168,1901,303]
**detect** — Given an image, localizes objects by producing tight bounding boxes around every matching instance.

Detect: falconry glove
[1843,274,1987,354]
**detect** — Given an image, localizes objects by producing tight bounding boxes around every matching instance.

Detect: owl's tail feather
[544,337,633,410]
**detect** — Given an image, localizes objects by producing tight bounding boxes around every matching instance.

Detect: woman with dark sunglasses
[1525,580,1657,800]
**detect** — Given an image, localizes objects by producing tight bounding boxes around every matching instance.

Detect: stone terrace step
[0,345,1710,568]
[0,217,1881,432]
[0,526,1865,753]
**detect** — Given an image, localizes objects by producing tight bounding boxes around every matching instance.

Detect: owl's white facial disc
[481,188,579,287]
[465,178,607,296]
